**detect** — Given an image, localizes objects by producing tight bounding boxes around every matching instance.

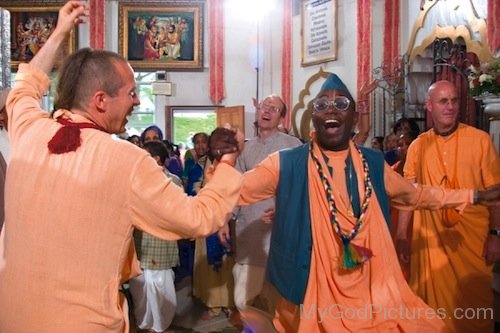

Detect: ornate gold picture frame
[119,1,204,71]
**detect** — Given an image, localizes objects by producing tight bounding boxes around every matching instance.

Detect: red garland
[47,118,106,154]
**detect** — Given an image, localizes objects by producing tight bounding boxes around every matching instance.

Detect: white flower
[479,73,493,83]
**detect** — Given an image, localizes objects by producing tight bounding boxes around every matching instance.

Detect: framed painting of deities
[119,1,204,71]
[2,2,77,70]
[301,0,337,67]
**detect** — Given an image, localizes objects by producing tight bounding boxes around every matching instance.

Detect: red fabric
[89,0,105,49]
[488,0,500,54]
[383,0,400,79]
[48,118,106,154]
[281,0,292,130]
[357,0,372,97]
[209,0,224,104]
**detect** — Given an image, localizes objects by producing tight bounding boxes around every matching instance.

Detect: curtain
[208,0,224,104]
[357,0,372,97]
[281,0,292,130]
[89,0,104,49]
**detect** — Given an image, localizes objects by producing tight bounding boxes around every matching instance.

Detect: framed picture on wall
[3,2,77,70]
[301,0,337,67]
[118,1,204,71]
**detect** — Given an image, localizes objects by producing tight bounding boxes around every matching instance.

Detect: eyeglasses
[260,103,281,114]
[313,96,351,112]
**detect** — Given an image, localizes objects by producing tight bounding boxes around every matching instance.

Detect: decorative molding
[406,1,493,66]
[0,8,11,88]
[291,67,329,140]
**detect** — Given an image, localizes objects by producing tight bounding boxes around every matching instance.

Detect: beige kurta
[0,64,242,333]
[239,140,473,332]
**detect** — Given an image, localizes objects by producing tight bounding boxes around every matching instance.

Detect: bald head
[425,80,460,135]
[426,80,457,101]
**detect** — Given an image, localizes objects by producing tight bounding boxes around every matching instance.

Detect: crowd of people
[0,2,499,333]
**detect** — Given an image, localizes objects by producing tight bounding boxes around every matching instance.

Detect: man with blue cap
[235,73,500,332]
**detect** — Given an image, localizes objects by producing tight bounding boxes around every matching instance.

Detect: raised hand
[31,1,89,74]
[208,126,242,165]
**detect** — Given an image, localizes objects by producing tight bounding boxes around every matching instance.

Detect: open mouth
[324,119,340,129]
[322,119,341,136]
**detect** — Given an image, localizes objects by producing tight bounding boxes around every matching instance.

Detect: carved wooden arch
[405,0,494,129]
[406,0,493,66]
[291,67,330,141]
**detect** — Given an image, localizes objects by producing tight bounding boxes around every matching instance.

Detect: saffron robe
[239,139,473,332]
[0,64,242,333]
[404,124,500,333]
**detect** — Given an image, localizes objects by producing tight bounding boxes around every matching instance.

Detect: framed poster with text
[301,0,337,67]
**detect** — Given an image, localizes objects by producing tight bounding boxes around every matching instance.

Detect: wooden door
[216,105,245,137]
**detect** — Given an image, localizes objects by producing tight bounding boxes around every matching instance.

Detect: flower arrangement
[468,58,500,97]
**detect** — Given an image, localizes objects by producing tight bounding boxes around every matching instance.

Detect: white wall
[78,0,442,139]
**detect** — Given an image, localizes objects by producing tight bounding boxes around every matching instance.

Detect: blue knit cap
[318,73,353,101]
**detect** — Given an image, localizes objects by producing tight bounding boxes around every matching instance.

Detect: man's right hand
[396,238,410,263]
[30,1,88,74]
[217,221,231,249]
[56,1,89,34]
[477,184,500,205]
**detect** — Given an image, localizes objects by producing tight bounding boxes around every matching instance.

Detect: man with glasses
[235,73,500,332]
[218,94,301,332]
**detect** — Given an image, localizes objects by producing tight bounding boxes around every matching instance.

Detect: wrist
[489,229,500,237]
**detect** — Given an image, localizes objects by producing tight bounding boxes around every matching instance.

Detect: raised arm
[353,79,378,145]
[30,1,88,74]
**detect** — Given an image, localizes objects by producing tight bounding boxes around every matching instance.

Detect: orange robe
[239,140,473,332]
[404,124,500,333]
[0,64,242,333]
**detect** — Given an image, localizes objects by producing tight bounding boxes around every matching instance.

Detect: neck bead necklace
[309,141,374,270]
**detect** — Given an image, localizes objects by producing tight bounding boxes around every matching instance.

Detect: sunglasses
[313,96,351,112]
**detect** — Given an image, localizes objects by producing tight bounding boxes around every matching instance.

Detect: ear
[93,91,107,113]
[425,100,432,115]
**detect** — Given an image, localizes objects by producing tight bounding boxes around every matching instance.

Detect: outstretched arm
[30,1,88,75]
